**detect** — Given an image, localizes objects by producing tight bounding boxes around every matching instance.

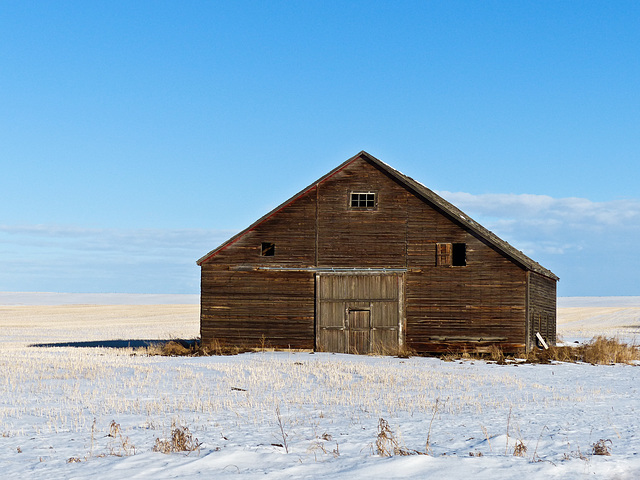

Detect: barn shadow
[29,339,198,349]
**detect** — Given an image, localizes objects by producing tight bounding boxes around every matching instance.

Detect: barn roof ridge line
[197,151,558,281]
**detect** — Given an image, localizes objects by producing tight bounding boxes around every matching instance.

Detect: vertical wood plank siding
[527,272,557,349]
[200,154,555,354]
[316,273,402,354]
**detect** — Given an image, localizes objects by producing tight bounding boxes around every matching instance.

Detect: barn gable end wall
[199,152,556,354]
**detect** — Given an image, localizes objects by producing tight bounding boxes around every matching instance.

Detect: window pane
[365,193,375,207]
[350,192,376,209]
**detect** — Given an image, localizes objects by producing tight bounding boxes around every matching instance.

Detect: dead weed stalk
[275,405,290,454]
[107,420,136,456]
[375,418,422,457]
[426,397,447,455]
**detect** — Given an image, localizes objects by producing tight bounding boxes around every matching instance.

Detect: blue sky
[1,1,639,296]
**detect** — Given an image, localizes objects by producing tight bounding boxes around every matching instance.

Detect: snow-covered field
[0,293,638,479]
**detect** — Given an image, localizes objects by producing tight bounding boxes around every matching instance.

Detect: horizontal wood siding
[200,264,314,349]
[405,193,528,353]
[317,160,408,268]
[528,272,557,349]
[206,186,317,267]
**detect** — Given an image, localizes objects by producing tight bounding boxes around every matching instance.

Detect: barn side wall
[527,272,557,350]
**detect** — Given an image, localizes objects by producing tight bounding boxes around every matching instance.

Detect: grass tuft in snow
[513,440,527,457]
[591,439,612,456]
[107,420,136,456]
[153,421,201,455]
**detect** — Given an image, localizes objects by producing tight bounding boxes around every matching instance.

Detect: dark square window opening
[350,192,376,209]
[261,242,275,256]
[437,242,467,267]
[452,243,466,266]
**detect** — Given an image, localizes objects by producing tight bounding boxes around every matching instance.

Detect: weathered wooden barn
[197,151,558,354]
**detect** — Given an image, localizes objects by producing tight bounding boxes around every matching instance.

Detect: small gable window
[437,243,466,267]
[261,242,275,256]
[350,192,376,209]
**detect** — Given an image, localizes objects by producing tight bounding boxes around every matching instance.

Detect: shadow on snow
[29,339,198,349]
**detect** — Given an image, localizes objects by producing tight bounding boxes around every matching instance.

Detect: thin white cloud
[0,225,234,254]
[438,191,640,231]
[435,192,640,295]
[435,191,640,260]
[2,193,638,295]
[0,225,234,293]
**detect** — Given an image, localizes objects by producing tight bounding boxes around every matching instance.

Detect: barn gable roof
[197,151,558,281]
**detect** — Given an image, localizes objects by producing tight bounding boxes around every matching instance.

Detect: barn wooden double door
[316,273,404,354]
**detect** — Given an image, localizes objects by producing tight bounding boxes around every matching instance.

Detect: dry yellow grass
[525,336,640,364]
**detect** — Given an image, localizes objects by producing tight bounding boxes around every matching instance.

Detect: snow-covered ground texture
[0,295,638,479]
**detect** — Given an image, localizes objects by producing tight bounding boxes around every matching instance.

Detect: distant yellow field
[557,307,640,341]
[0,304,199,349]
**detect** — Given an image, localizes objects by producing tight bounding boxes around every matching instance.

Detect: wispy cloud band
[1,192,639,295]
[438,192,640,229]
[436,192,640,295]
[0,225,233,293]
